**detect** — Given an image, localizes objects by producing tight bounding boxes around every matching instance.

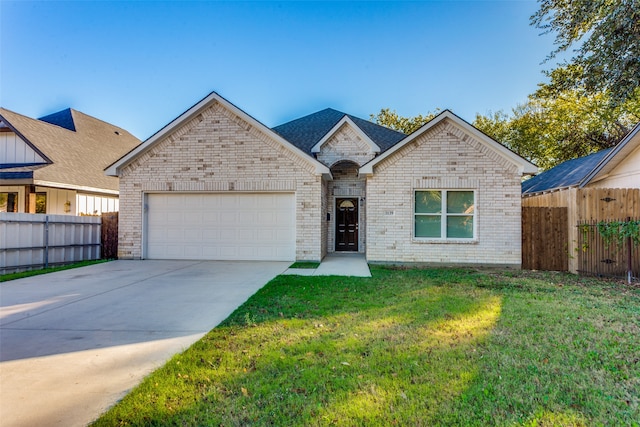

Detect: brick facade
[326,161,366,253]
[316,123,377,167]
[114,95,528,267]
[365,120,523,267]
[118,100,324,261]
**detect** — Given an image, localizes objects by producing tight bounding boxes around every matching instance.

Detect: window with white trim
[415,190,475,239]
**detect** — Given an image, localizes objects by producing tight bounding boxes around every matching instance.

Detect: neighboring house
[106,92,537,265]
[0,108,140,215]
[522,122,640,273]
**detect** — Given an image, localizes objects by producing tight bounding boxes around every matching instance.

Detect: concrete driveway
[0,260,289,427]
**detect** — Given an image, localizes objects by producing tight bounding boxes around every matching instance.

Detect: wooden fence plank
[101,212,118,259]
[522,207,568,271]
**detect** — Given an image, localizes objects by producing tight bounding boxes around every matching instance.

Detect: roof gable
[0,111,52,169]
[360,110,537,176]
[311,115,380,154]
[106,92,330,177]
[579,122,640,188]
[272,108,405,154]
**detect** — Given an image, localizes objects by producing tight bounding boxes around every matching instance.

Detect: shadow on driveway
[0,260,288,426]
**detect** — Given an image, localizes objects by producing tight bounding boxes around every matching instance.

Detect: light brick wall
[327,161,366,253]
[366,120,523,267]
[118,100,324,261]
[320,178,328,258]
[317,124,376,167]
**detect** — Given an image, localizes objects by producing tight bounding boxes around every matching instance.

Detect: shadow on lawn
[96,268,640,425]
[94,268,507,426]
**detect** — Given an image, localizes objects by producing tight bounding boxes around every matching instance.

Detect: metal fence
[0,212,101,274]
[576,217,640,283]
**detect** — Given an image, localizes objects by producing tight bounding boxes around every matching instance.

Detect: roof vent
[114,131,121,135]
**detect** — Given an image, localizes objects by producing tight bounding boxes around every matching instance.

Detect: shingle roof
[521,148,613,195]
[272,108,406,154]
[39,108,76,131]
[0,108,141,192]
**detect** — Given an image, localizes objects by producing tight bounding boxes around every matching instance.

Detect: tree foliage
[370,108,439,134]
[474,89,639,170]
[473,63,640,170]
[532,0,640,104]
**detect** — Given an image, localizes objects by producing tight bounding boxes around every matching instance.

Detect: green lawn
[0,260,108,282]
[93,267,640,426]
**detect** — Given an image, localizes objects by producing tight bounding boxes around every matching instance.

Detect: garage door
[146,193,295,261]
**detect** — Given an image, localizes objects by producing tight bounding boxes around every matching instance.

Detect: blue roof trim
[272,108,406,154]
[522,148,613,194]
[0,163,47,170]
[0,171,33,179]
[39,108,76,131]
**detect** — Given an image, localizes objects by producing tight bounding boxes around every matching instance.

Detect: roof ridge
[68,109,136,136]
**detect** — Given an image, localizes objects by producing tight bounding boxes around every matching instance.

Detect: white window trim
[413,189,478,243]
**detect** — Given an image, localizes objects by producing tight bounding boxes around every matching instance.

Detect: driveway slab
[0,260,288,427]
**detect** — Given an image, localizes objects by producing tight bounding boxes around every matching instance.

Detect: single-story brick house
[106,92,537,266]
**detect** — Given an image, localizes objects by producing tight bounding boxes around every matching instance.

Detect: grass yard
[0,259,108,282]
[93,267,640,426]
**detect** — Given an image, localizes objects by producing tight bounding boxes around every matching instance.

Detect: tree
[532,0,640,104]
[474,87,640,170]
[370,108,439,134]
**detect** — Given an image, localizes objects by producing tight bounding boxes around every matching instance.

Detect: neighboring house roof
[522,121,640,195]
[39,108,77,131]
[360,110,538,176]
[272,108,406,154]
[521,149,613,195]
[579,122,640,188]
[0,107,141,193]
[106,91,331,177]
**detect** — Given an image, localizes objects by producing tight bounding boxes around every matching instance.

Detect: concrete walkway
[283,253,371,277]
[0,260,288,427]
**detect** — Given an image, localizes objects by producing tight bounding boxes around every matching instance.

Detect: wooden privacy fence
[0,212,101,274]
[522,207,568,271]
[101,212,118,259]
[577,217,640,282]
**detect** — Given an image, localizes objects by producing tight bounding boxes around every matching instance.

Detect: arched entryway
[328,161,366,253]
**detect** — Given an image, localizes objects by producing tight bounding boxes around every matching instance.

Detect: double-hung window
[415,190,475,239]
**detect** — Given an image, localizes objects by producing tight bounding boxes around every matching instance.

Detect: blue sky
[1,1,558,140]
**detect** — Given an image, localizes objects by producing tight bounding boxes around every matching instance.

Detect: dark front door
[335,198,358,251]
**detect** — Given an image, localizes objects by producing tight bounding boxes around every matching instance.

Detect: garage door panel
[219,212,238,225]
[147,193,295,261]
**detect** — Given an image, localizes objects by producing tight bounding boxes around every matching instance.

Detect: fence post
[44,215,49,269]
[628,217,632,285]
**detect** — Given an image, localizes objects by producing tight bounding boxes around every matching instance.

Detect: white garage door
[146,193,295,261]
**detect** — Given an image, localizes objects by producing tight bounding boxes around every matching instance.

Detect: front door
[335,198,358,251]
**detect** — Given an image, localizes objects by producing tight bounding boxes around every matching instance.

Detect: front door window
[335,198,358,251]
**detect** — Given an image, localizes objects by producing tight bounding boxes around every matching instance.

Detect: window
[415,190,475,239]
[0,192,18,213]
[35,192,47,214]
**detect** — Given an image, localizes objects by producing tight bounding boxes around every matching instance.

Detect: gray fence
[0,212,101,274]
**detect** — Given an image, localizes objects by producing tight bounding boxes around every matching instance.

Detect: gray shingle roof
[272,108,406,154]
[0,108,141,192]
[521,148,613,195]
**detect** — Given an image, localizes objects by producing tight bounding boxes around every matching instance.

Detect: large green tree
[532,0,640,104]
[474,87,639,170]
